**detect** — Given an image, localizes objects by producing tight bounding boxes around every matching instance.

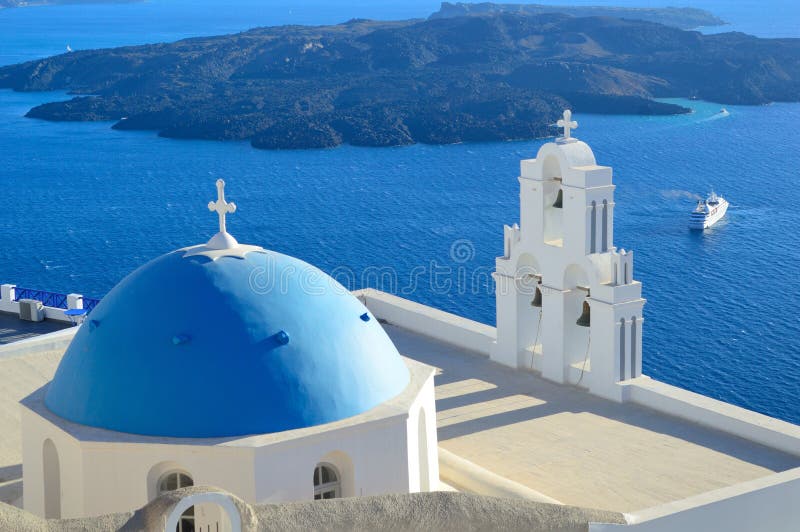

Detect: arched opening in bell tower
[541,155,564,247]
[563,265,591,385]
[516,253,542,369]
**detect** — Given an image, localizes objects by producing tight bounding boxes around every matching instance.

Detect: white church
[1,111,798,532]
[18,179,439,530]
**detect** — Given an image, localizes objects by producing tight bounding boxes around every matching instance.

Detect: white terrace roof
[383,324,800,513]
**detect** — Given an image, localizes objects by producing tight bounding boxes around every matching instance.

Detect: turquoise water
[1,1,799,424]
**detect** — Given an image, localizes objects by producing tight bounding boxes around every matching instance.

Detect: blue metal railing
[82,297,101,313]
[14,288,68,309]
[13,288,101,313]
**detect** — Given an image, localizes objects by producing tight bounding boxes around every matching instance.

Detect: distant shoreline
[2,10,798,150]
[430,2,727,31]
[0,0,140,10]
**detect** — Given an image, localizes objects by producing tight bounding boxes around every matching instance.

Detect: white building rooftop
[385,324,799,512]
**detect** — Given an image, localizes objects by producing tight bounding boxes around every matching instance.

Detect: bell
[531,286,543,308]
[576,301,591,327]
[552,189,563,209]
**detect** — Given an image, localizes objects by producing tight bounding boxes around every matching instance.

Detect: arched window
[313,463,341,500]
[158,471,194,532]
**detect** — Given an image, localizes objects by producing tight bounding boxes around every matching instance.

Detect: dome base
[181,243,265,261]
[207,231,239,250]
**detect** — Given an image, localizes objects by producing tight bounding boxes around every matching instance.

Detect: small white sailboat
[66,44,73,53]
[689,191,728,229]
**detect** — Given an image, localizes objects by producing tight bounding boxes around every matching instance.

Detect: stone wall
[0,488,625,532]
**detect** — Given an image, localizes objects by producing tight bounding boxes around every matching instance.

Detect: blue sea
[1,0,799,424]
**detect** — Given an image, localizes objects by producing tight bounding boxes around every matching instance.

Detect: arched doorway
[42,439,60,519]
[159,471,194,531]
[418,409,430,491]
[313,463,341,500]
[164,492,239,532]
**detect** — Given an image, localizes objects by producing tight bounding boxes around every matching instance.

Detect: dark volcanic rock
[430,2,726,30]
[252,118,342,150]
[26,95,128,121]
[1,14,798,149]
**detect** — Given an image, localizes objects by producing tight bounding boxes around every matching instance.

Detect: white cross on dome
[208,179,237,235]
[183,179,265,259]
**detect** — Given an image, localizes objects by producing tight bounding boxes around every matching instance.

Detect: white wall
[22,407,84,519]
[356,289,494,356]
[406,373,439,493]
[252,415,412,502]
[625,377,800,457]
[22,403,257,519]
[590,468,800,532]
[23,389,437,519]
[79,443,256,517]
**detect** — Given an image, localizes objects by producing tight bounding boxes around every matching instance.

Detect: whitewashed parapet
[42,307,70,322]
[67,294,84,310]
[438,447,560,504]
[0,284,19,314]
[622,376,800,457]
[43,292,86,322]
[590,467,800,532]
[0,326,77,359]
[354,289,495,356]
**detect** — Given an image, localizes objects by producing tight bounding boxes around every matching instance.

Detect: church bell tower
[491,111,645,402]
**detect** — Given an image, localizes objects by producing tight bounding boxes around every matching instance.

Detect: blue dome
[45,248,410,438]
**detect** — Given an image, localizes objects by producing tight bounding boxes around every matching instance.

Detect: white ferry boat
[689,191,728,229]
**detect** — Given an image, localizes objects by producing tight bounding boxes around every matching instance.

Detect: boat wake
[700,108,731,122]
[661,189,702,201]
